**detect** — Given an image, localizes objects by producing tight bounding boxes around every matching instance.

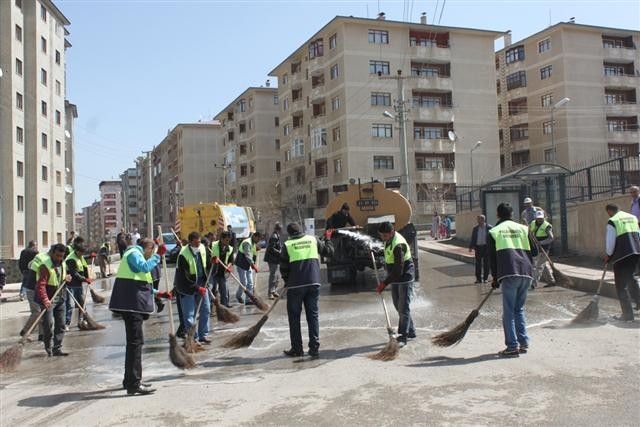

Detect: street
[1,250,639,426]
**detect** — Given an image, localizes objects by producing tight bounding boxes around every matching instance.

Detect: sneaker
[474,280,482,284]
[236,296,244,304]
[271,291,280,298]
[199,336,212,345]
[407,332,417,339]
[64,325,70,332]
[308,348,319,358]
[543,283,556,288]
[518,346,528,354]
[52,350,69,357]
[395,336,407,347]
[498,348,520,358]
[45,349,52,357]
[283,349,304,357]
[612,315,634,322]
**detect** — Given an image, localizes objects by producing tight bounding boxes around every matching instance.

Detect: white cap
[523,197,533,204]
[535,210,545,219]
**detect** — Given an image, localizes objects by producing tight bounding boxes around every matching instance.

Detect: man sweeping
[376,222,416,347]
[109,238,164,395]
[280,222,333,357]
[211,231,234,307]
[604,203,640,321]
[530,210,555,289]
[64,237,92,329]
[234,232,262,305]
[488,203,538,358]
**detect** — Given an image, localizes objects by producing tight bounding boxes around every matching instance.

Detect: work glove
[376,282,387,294]
[324,229,335,239]
[157,244,167,257]
[44,300,52,310]
[64,274,72,283]
[251,264,259,273]
[197,287,207,296]
[225,264,233,273]
[212,256,219,264]
[90,252,97,258]
[491,279,500,289]
[157,291,173,299]
[85,278,93,285]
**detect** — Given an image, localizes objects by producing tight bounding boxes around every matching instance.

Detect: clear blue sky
[60,0,639,209]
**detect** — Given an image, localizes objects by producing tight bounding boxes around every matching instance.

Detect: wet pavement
[1,250,639,426]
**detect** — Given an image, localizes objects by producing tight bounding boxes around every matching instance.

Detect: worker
[109,237,164,395]
[326,203,356,229]
[530,210,555,289]
[18,240,38,301]
[174,232,211,345]
[280,222,333,357]
[210,231,234,307]
[98,240,111,278]
[35,243,72,357]
[227,225,238,253]
[376,222,416,347]
[65,231,76,257]
[64,237,92,329]
[264,222,283,299]
[234,232,262,305]
[431,211,441,240]
[604,204,640,321]
[469,215,492,284]
[488,202,538,358]
[19,248,50,341]
[520,197,542,226]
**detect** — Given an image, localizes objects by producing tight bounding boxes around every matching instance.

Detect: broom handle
[370,251,393,330]
[529,230,554,267]
[218,258,252,294]
[82,256,95,311]
[477,287,495,311]
[263,286,287,316]
[595,263,608,296]
[66,288,89,315]
[192,263,215,329]
[24,283,67,337]
[158,226,176,336]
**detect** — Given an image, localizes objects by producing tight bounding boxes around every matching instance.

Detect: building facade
[0,0,75,258]
[269,15,503,226]
[215,86,281,231]
[98,180,122,244]
[496,22,640,173]
[119,167,140,233]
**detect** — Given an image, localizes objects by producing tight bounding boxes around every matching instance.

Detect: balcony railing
[414,138,455,153]
[415,168,456,183]
[410,45,451,61]
[413,106,454,122]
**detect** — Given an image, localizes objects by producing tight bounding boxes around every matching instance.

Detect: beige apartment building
[150,122,223,230]
[120,167,140,233]
[269,15,503,226]
[0,0,76,258]
[98,180,122,243]
[496,22,640,173]
[215,86,281,231]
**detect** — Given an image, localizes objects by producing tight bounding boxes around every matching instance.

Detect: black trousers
[42,297,66,353]
[614,255,640,320]
[474,245,490,281]
[286,286,320,353]
[122,312,145,390]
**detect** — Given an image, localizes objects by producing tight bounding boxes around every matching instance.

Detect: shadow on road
[407,354,500,367]
[17,387,126,407]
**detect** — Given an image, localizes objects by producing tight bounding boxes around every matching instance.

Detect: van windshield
[162,233,176,244]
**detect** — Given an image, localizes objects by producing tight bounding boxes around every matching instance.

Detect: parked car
[162,232,180,263]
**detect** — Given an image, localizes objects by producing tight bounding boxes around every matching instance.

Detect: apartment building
[269,15,503,225]
[150,122,223,230]
[0,0,75,258]
[215,86,281,230]
[99,180,122,243]
[120,167,140,233]
[73,211,84,238]
[496,22,640,173]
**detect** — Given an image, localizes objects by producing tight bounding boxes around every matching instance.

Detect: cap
[523,197,533,204]
[535,210,545,219]
[341,202,350,211]
[274,222,282,230]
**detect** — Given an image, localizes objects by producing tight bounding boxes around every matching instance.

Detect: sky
[58,0,640,208]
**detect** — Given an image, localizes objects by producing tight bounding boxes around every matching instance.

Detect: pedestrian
[65,231,76,257]
[326,202,356,229]
[469,215,492,284]
[280,222,333,357]
[530,210,555,288]
[0,260,5,299]
[19,240,38,300]
[64,237,92,329]
[604,204,640,321]
[227,225,238,253]
[98,240,111,278]
[432,211,441,240]
[520,197,542,226]
[35,243,72,357]
[210,231,234,307]
[443,216,452,238]
[116,229,127,258]
[376,222,416,347]
[19,248,50,341]
[131,229,141,245]
[174,232,211,345]
[150,263,164,313]
[629,186,640,225]
[109,237,164,395]
[264,222,283,299]
[234,232,262,305]
[488,202,538,358]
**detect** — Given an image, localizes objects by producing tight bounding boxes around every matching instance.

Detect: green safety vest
[65,251,88,273]
[489,220,533,281]
[178,244,207,276]
[284,235,319,262]
[284,234,321,287]
[384,232,412,265]
[608,210,640,263]
[491,221,531,251]
[211,240,233,265]
[609,211,640,236]
[36,256,66,287]
[529,220,551,239]
[238,237,257,257]
[116,247,153,283]
[29,252,48,273]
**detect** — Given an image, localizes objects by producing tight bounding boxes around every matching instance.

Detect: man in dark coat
[264,222,283,299]
[326,203,356,229]
[469,215,493,284]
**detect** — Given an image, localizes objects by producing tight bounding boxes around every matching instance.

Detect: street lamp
[470,141,483,190]
[550,97,570,163]
[382,110,410,202]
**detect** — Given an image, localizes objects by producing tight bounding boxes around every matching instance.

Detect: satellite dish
[64,130,71,138]
[65,167,71,173]
[448,130,458,142]
[64,184,74,194]
[0,68,3,78]
[450,113,455,123]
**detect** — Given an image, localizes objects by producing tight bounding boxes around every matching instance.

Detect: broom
[222,287,287,349]
[208,288,240,323]
[82,254,96,310]
[571,263,608,324]
[367,251,400,361]
[529,230,573,287]
[431,288,495,347]
[66,288,106,330]
[158,226,196,369]
[218,259,269,311]
[82,254,106,304]
[0,284,66,373]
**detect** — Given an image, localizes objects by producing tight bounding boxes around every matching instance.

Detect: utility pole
[214,161,230,203]
[142,150,153,238]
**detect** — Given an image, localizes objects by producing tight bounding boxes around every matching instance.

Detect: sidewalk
[418,238,618,299]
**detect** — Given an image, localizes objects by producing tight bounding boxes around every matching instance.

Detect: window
[505,46,525,64]
[316,189,329,207]
[334,158,342,173]
[542,120,555,135]
[55,110,61,125]
[273,95,279,105]
[237,99,246,112]
[330,64,339,80]
[41,133,48,149]
[15,25,22,42]
[540,65,552,80]
[40,68,47,85]
[16,126,24,144]
[510,124,529,141]
[56,202,62,217]
[55,80,61,96]
[17,230,25,246]
[42,165,48,181]
[371,92,391,106]
[275,161,281,172]
[15,58,22,76]
[57,233,63,243]
[368,29,389,44]
[607,118,632,132]
[312,128,327,148]
[506,71,526,90]
[55,50,61,65]
[55,140,61,155]
[294,167,305,184]
[275,139,280,150]
[274,117,279,127]
[604,64,625,76]
[17,195,24,212]
[15,0,22,9]
[17,161,24,177]
[42,198,48,214]
[282,98,289,111]
[315,160,328,177]
[42,231,49,247]
[609,143,639,158]
[374,156,394,169]
[331,96,340,111]
[541,93,553,107]
[16,92,23,110]
[538,38,551,53]
[511,151,530,167]
[283,124,291,136]
[56,170,62,185]
[371,123,393,138]
[332,126,340,142]
[41,100,48,117]
[41,37,47,54]
[41,4,47,21]
[370,60,390,75]
[292,138,304,158]
[309,39,324,59]
[329,33,337,49]
[414,125,448,139]
[544,148,556,162]
[282,73,288,85]
[285,176,292,187]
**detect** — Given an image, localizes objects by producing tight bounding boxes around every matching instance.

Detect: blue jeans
[501,276,532,350]
[65,286,85,325]
[391,282,415,339]
[178,291,210,340]
[211,275,229,306]
[235,267,253,303]
[286,285,320,353]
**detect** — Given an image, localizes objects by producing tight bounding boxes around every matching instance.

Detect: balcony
[410,45,451,62]
[508,112,529,125]
[608,130,640,143]
[413,106,454,122]
[314,176,329,188]
[414,138,455,153]
[511,139,530,153]
[414,200,456,215]
[415,168,456,183]
[604,102,638,116]
[290,72,303,88]
[291,99,304,113]
[506,86,528,100]
[603,46,636,62]
[604,75,638,89]
[413,76,452,91]
[308,56,324,75]
[311,145,329,157]
[311,86,325,102]
[224,120,234,130]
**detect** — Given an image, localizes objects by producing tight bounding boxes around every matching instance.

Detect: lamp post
[470,140,483,190]
[383,107,410,202]
[214,161,230,203]
[550,97,570,163]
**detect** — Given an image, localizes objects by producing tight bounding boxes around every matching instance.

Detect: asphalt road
[1,250,639,426]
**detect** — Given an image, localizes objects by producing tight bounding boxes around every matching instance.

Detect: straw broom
[529,230,573,287]
[431,288,495,347]
[66,288,106,330]
[218,259,269,311]
[0,284,67,373]
[208,288,240,323]
[222,287,287,349]
[572,263,608,324]
[158,226,196,369]
[367,251,400,361]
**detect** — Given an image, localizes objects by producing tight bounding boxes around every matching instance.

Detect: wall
[453,209,483,242]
